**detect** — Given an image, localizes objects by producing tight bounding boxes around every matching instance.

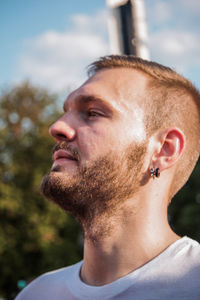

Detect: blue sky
[1,0,200,94]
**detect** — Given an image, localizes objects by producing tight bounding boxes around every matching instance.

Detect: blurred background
[0,0,200,298]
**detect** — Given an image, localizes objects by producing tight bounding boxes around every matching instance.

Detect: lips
[53,150,77,161]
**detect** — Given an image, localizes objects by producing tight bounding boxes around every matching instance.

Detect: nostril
[56,133,67,140]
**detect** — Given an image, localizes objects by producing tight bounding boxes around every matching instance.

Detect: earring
[150,167,160,179]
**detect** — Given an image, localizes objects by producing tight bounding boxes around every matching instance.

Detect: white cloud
[179,0,200,13]
[146,0,172,25]
[149,30,200,78]
[146,0,200,85]
[146,0,200,28]
[150,30,199,58]
[17,10,109,93]
[16,2,200,91]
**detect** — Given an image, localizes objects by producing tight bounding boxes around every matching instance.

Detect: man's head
[41,55,200,231]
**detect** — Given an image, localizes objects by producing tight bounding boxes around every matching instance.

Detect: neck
[80,194,180,286]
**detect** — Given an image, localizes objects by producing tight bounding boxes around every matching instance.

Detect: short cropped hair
[88,55,200,198]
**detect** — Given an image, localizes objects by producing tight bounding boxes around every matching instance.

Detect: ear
[151,128,185,172]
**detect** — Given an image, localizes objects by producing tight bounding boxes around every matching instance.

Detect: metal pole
[106,0,150,59]
[131,0,149,59]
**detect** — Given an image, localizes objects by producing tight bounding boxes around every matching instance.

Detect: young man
[16,55,200,299]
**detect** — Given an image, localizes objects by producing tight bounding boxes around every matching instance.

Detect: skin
[49,68,185,286]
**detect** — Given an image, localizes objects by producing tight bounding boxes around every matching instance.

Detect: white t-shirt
[15,237,200,300]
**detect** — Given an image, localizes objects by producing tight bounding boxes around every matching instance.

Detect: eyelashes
[87,110,102,117]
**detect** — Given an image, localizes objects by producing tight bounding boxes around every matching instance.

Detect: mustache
[52,141,80,161]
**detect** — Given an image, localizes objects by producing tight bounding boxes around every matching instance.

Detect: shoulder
[15,261,82,300]
[166,237,200,282]
[181,236,200,258]
[168,236,200,266]
[181,237,200,269]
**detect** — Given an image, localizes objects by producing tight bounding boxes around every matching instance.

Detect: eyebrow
[63,95,114,112]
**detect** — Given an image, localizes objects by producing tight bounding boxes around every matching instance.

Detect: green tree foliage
[169,160,200,242]
[0,83,82,299]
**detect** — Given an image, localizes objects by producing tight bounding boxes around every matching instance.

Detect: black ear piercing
[150,167,160,179]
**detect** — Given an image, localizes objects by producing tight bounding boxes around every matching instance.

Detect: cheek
[77,125,116,160]
[122,110,146,144]
[124,123,146,144]
[77,116,146,161]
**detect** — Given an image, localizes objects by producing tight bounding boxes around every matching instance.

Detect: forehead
[66,68,149,112]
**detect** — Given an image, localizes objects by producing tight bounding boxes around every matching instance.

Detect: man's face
[41,68,149,224]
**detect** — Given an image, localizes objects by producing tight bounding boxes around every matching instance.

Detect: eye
[87,110,102,117]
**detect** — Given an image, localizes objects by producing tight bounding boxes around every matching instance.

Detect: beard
[40,141,147,238]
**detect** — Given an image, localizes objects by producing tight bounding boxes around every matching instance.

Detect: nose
[49,116,76,142]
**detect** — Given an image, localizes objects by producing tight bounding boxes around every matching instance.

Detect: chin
[51,163,77,174]
[51,165,66,172]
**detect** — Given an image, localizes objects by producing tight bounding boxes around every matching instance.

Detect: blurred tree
[0,82,82,299]
[169,160,200,242]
